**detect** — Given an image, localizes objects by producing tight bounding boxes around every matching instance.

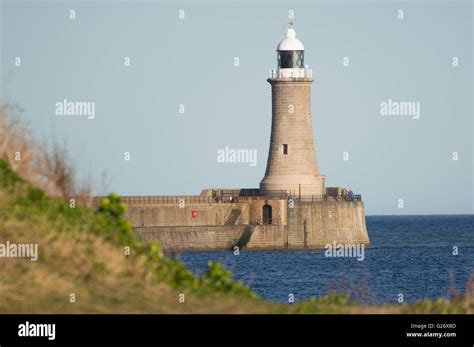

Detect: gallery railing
[269,68,313,78]
[92,193,362,205]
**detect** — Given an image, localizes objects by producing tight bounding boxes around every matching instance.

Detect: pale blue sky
[1,0,472,215]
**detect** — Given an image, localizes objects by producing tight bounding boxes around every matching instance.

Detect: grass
[0,159,264,313]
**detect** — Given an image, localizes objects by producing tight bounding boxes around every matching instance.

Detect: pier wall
[125,196,369,252]
[287,201,369,248]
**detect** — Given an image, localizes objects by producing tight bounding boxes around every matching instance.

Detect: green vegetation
[0,160,256,310]
[401,298,465,314]
[287,293,353,314]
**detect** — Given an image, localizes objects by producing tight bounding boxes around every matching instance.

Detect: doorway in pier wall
[263,204,272,225]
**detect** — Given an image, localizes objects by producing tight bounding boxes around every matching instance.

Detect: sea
[178,215,474,305]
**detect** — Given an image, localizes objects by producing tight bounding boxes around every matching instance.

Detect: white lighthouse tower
[260,24,325,197]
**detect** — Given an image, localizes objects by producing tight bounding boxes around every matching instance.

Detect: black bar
[0,314,472,345]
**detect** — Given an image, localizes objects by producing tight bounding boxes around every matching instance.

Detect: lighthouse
[120,23,370,251]
[260,24,325,197]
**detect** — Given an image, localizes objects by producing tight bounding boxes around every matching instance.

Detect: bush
[91,195,257,298]
[0,159,22,188]
[92,193,135,246]
[201,261,257,299]
[143,241,198,289]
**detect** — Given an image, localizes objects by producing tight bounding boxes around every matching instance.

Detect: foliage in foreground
[0,158,256,301]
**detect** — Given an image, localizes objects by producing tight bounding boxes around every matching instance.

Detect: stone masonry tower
[260,24,325,197]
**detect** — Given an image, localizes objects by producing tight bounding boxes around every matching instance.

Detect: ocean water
[177,215,474,304]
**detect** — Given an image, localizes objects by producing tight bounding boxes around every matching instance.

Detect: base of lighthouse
[260,175,326,197]
[121,190,370,252]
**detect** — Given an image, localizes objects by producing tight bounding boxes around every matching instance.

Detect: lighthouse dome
[277,27,305,51]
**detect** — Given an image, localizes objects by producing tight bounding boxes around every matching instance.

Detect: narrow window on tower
[283,144,288,155]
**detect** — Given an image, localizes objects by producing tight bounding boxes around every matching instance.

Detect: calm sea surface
[177,215,474,304]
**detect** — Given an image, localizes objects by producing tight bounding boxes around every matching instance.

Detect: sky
[1,0,472,215]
